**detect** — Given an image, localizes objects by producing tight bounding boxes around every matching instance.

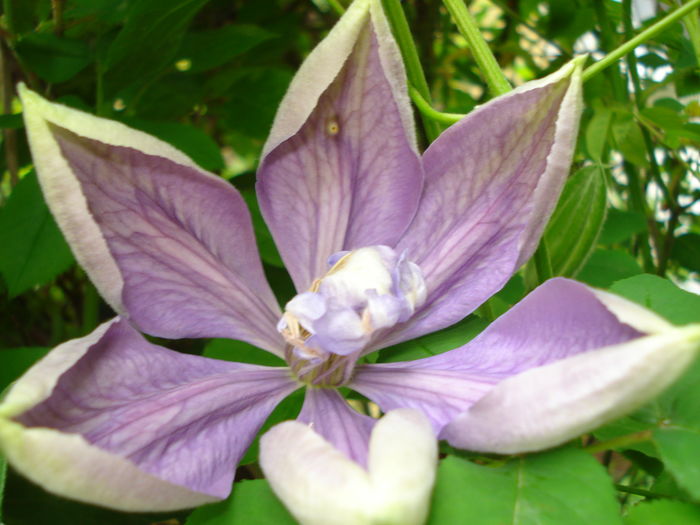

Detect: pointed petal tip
[442,324,700,454]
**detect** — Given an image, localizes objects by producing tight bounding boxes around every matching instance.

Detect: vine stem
[441,0,511,96]
[583,0,700,82]
[409,87,463,124]
[584,430,653,454]
[381,0,442,141]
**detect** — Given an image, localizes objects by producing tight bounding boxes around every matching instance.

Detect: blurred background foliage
[0,0,699,524]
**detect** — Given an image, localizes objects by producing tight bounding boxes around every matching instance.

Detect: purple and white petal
[383,59,584,346]
[297,387,375,466]
[260,409,436,525]
[354,278,658,433]
[27,102,285,352]
[443,325,700,453]
[0,319,299,510]
[257,0,422,291]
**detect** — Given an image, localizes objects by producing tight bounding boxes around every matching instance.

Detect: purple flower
[2,0,699,516]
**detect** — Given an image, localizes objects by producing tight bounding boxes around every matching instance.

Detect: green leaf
[104,0,209,95]
[599,208,648,245]
[177,25,277,73]
[222,67,293,140]
[586,107,613,161]
[654,429,700,500]
[576,249,642,288]
[625,500,700,525]
[186,480,295,525]
[203,339,284,367]
[0,451,5,523]
[119,118,224,172]
[0,171,75,297]
[240,189,284,267]
[239,389,304,465]
[672,233,700,273]
[0,114,24,129]
[545,165,607,277]
[428,449,622,525]
[376,315,488,363]
[609,274,700,325]
[15,33,92,83]
[612,112,649,168]
[0,347,49,392]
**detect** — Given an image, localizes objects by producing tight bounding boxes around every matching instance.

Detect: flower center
[279,245,426,386]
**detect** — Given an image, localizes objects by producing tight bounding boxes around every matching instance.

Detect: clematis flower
[1,0,699,516]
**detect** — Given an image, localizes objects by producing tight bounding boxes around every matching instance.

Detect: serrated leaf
[119,117,224,172]
[625,500,700,525]
[428,449,622,525]
[599,208,648,245]
[576,249,642,288]
[609,274,700,325]
[177,24,277,73]
[672,233,700,273]
[185,480,295,525]
[15,33,92,83]
[545,165,607,277]
[0,172,75,297]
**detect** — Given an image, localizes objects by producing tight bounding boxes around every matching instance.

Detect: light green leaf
[545,165,607,277]
[609,274,700,325]
[0,171,75,297]
[186,479,296,525]
[612,112,649,168]
[428,449,622,525]
[625,500,700,525]
[654,429,700,500]
[599,208,647,245]
[586,107,612,161]
[576,249,642,288]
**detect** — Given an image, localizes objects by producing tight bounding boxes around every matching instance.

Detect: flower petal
[0,319,299,510]
[21,88,283,353]
[442,325,700,453]
[387,59,584,345]
[260,409,436,525]
[297,387,376,466]
[354,278,656,433]
[257,0,422,291]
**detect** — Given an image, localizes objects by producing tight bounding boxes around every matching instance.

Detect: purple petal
[257,0,422,291]
[50,125,284,354]
[443,325,700,453]
[297,387,376,466]
[353,278,644,433]
[5,319,299,508]
[383,61,584,346]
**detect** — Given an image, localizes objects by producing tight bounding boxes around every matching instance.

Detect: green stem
[409,87,463,124]
[584,430,653,454]
[681,0,700,65]
[583,0,700,82]
[614,484,664,499]
[327,0,345,16]
[441,0,511,96]
[381,0,442,141]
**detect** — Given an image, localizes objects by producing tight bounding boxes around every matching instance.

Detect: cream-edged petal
[442,325,700,453]
[366,409,437,525]
[19,86,203,311]
[260,409,437,525]
[0,421,218,511]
